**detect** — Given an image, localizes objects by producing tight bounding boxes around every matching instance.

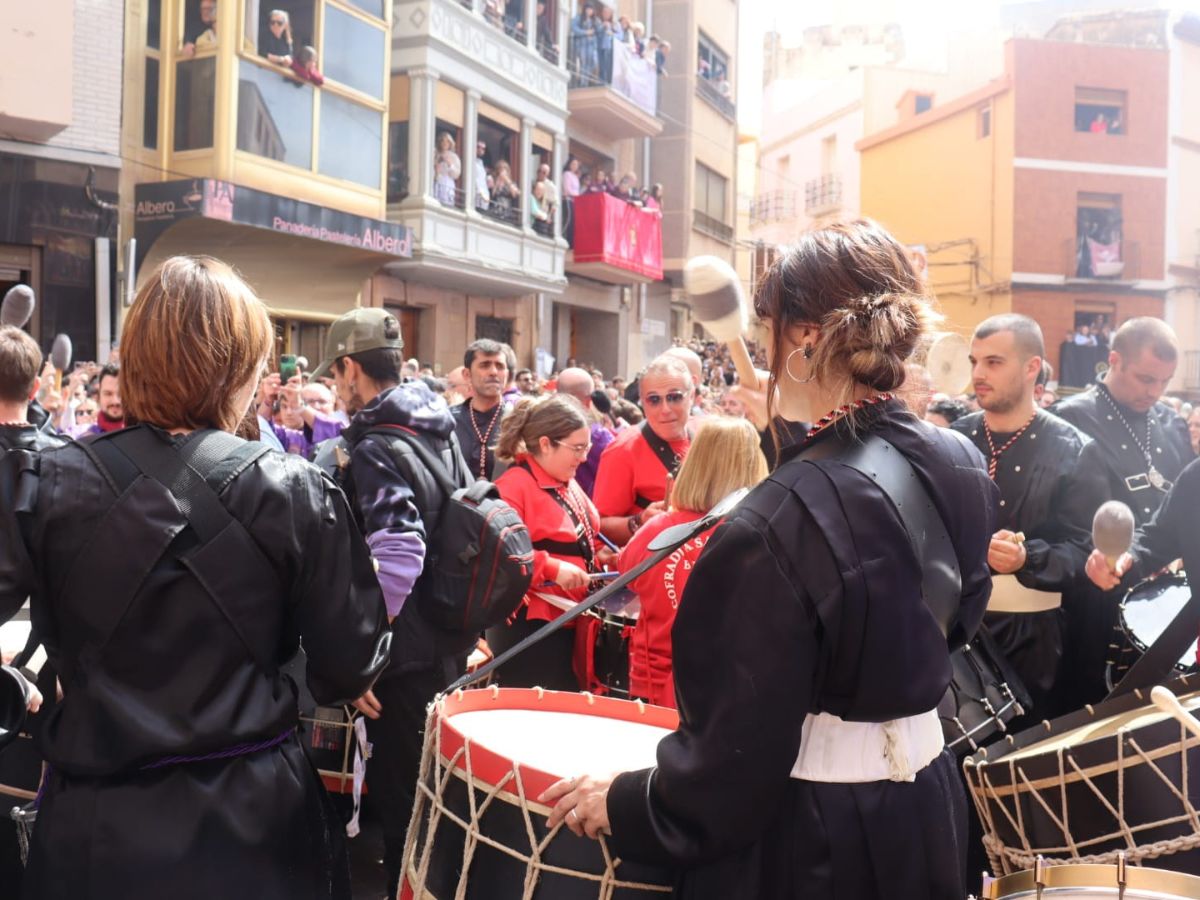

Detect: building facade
[860,36,1170,387]
[0,0,123,361]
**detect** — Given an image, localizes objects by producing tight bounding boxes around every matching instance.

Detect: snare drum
[400,687,676,898]
[939,630,1031,755]
[966,672,1200,878]
[1108,572,1197,690]
[585,590,640,698]
[982,862,1200,898]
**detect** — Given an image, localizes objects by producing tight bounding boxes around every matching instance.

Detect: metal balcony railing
[693,209,734,243]
[804,174,842,215]
[695,76,736,120]
[750,190,798,225]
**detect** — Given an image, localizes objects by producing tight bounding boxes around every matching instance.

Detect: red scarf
[94,412,125,433]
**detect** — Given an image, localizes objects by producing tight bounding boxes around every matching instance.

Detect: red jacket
[592,424,691,519]
[495,457,601,624]
[617,507,716,707]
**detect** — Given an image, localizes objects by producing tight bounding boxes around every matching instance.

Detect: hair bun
[818,292,938,393]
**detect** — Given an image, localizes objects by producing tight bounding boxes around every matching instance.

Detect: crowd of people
[568,2,669,88]
[2,219,1200,900]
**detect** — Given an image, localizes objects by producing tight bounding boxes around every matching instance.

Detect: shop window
[245,2,318,68]
[1076,193,1123,278]
[387,121,409,204]
[477,114,520,226]
[174,57,216,151]
[318,92,382,187]
[1075,87,1125,134]
[144,58,160,149]
[182,0,219,56]
[323,3,386,99]
[147,0,161,49]
[236,59,314,168]
[476,315,514,345]
[978,105,991,139]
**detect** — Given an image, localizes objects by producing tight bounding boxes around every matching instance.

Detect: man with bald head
[557,366,614,497]
[593,355,695,545]
[663,346,703,392]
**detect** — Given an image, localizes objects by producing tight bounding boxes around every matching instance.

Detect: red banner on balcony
[571,191,663,281]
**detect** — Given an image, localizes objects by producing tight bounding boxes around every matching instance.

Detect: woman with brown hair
[0,256,390,899]
[486,394,614,690]
[540,220,998,899]
[617,416,768,708]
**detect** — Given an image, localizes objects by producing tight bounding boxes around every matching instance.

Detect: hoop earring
[784,345,816,384]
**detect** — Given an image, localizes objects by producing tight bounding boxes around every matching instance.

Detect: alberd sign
[134,179,413,267]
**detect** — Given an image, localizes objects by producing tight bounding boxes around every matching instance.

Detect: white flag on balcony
[612,42,657,117]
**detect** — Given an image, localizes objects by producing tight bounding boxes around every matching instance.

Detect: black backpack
[367,427,534,634]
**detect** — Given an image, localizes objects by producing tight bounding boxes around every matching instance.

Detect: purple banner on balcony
[612,42,657,116]
[572,192,663,281]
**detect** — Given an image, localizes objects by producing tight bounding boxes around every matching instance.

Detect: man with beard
[450,339,514,480]
[593,354,695,545]
[82,363,125,436]
[308,309,476,898]
[953,315,1105,719]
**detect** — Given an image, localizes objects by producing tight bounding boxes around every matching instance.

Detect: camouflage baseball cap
[309,308,404,380]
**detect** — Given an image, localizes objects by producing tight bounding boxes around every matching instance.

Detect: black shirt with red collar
[494,456,600,624]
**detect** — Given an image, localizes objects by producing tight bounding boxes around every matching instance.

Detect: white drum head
[1122,578,1197,669]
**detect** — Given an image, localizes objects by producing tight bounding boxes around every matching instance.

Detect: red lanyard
[982,413,1037,480]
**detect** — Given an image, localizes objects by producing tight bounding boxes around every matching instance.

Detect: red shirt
[617,507,716,708]
[495,457,601,624]
[592,424,690,519]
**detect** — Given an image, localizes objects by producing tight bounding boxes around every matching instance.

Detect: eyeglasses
[270,18,285,24]
[554,440,592,457]
[642,391,690,408]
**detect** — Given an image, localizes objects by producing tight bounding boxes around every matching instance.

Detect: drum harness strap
[634,421,691,510]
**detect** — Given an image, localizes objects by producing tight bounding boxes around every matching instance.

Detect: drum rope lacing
[401,692,672,898]
[969,723,1200,875]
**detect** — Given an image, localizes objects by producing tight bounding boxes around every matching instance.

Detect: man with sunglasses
[593,355,695,545]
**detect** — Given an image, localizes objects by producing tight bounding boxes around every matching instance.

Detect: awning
[134,179,413,316]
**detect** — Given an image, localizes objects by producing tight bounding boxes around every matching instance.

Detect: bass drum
[982,862,1200,899]
[1108,571,1196,691]
[966,672,1200,878]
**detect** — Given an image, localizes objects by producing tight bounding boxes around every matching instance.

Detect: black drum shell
[967,673,1200,876]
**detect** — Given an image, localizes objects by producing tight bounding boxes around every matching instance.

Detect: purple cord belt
[35,727,296,808]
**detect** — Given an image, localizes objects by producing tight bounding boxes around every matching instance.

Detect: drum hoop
[1120,572,1195,660]
[965,672,1200,766]
[434,687,678,802]
[983,863,1200,899]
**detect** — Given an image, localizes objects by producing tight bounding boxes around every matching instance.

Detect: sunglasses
[270,18,286,24]
[642,391,690,408]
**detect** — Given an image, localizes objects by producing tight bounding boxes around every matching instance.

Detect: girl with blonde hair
[617,416,768,708]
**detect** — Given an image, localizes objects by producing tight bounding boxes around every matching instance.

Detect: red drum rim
[434,687,678,802]
[965,671,1200,769]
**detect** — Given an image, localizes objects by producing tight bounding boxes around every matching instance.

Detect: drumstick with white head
[683,256,758,388]
[1093,501,1135,572]
[1150,685,1200,741]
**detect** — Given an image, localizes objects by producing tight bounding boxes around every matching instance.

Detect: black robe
[952,410,1104,717]
[0,433,390,899]
[1052,383,1195,526]
[1125,458,1200,588]
[606,402,998,900]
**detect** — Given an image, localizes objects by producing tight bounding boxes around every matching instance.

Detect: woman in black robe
[540,220,998,899]
[0,256,391,899]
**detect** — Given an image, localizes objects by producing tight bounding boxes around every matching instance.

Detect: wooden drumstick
[1150,685,1200,741]
[1008,532,1026,545]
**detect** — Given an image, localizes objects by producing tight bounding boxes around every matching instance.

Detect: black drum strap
[797,432,959,638]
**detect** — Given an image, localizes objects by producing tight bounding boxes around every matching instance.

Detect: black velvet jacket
[606,403,998,899]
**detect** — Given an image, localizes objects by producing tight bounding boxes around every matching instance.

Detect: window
[143,58,160,149]
[174,56,216,151]
[147,0,161,49]
[478,111,521,226]
[914,93,933,114]
[1075,87,1126,134]
[182,0,219,55]
[245,2,318,66]
[1076,193,1123,278]
[318,92,383,187]
[236,59,314,167]
[978,105,991,139]
[694,162,730,241]
[387,121,409,204]
[820,135,836,174]
[323,4,386,99]
[697,32,729,83]
[344,0,385,16]
[433,118,465,210]
[476,315,514,345]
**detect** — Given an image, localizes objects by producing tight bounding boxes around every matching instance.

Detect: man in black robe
[1052,317,1195,699]
[953,315,1103,719]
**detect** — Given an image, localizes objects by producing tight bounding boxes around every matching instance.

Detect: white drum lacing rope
[401,694,672,898]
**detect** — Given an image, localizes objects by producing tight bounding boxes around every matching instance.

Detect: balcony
[750,190,797,226]
[695,76,736,121]
[567,41,662,140]
[692,209,734,243]
[386,199,565,296]
[1067,236,1140,281]
[805,174,843,217]
[565,192,662,284]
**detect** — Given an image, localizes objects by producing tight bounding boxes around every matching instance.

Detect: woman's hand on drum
[539,773,615,839]
[352,688,382,720]
[554,561,590,591]
[1085,548,1133,591]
